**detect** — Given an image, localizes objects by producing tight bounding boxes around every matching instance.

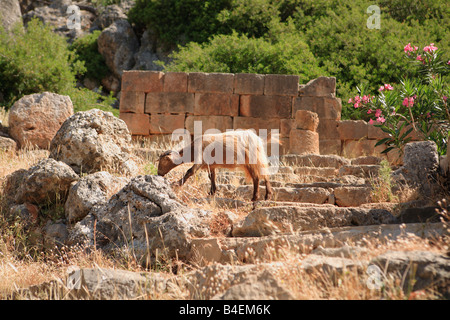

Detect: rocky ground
[1,107,449,300]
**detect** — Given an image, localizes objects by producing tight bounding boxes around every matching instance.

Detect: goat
[157,130,274,202]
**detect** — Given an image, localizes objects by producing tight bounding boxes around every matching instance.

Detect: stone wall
[119,71,416,160]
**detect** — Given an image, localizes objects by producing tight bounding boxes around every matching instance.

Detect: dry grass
[0,133,448,300]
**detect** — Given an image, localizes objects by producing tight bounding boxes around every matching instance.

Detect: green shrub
[0,19,85,109]
[69,30,110,82]
[128,0,232,46]
[161,28,324,83]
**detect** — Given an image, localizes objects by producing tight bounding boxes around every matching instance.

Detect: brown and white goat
[157,130,273,202]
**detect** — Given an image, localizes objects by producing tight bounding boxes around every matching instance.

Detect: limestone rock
[371,250,450,298]
[97,19,139,78]
[70,175,211,261]
[8,92,73,149]
[49,109,138,176]
[65,171,129,223]
[0,0,23,34]
[13,158,78,206]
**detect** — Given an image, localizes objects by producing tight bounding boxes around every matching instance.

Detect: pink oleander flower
[348,98,353,104]
[376,116,386,123]
[447,60,450,65]
[402,97,415,108]
[367,109,373,114]
[384,84,393,91]
[423,43,438,53]
[369,118,374,125]
[379,85,385,92]
[404,43,419,56]
[354,102,360,109]
[362,95,370,103]
[375,109,382,117]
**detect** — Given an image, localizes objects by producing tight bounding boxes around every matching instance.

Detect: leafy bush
[348,43,449,157]
[128,0,232,46]
[0,19,85,109]
[0,19,117,116]
[69,30,110,83]
[161,28,324,83]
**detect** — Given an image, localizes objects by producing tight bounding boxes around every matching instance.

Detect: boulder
[8,203,39,229]
[371,250,450,298]
[49,109,138,176]
[0,136,17,151]
[12,158,78,206]
[399,141,440,197]
[70,175,211,261]
[8,92,73,149]
[97,19,139,78]
[91,4,127,30]
[0,0,23,34]
[65,171,129,223]
[186,263,294,300]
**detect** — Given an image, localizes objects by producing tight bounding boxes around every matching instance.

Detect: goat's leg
[176,164,201,186]
[251,177,260,202]
[208,167,217,195]
[264,177,273,200]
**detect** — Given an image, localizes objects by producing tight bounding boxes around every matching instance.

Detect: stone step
[189,222,446,265]
[338,165,381,178]
[216,183,374,207]
[294,166,339,177]
[231,205,397,237]
[280,154,350,168]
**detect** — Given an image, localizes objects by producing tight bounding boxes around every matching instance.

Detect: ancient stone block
[164,72,188,92]
[290,129,319,155]
[119,91,145,114]
[188,72,234,93]
[233,117,280,132]
[194,93,239,116]
[264,74,299,96]
[234,73,265,95]
[280,119,295,137]
[121,70,164,93]
[298,77,336,97]
[368,123,390,140]
[240,95,292,118]
[185,116,233,134]
[119,112,150,136]
[293,96,342,120]
[342,139,376,158]
[317,119,339,140]
[295,110,319,132]
[337,120,368,140]
[149,114,186,134]
[319,139,342,155]
[145,92,194,114]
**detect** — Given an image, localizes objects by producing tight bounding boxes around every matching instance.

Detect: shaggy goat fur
[157,130,274,201]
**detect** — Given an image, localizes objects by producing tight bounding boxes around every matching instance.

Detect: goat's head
[157,150,180,176]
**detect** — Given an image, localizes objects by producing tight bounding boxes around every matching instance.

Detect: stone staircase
[189,153,446,268]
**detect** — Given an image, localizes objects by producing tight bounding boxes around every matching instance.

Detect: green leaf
[381,147,395,154]
[375,137,391,147]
